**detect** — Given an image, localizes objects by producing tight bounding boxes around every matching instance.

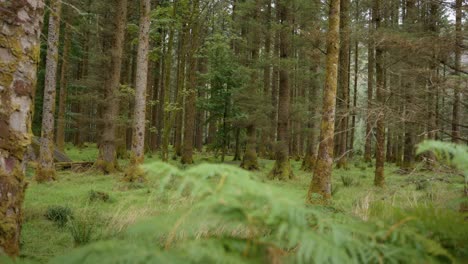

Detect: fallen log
[55,161,94,170]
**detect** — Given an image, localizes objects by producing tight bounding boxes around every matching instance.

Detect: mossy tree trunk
[36,0,62,183]
[241,124,260,170]
[269,0,293,180]
[56,25,71,152]
[126,0,151,182]
[307,0,340,203]
[0,1,44,256]
[336,0,350,170]
[96,0,128,174]
[373,0,385,187]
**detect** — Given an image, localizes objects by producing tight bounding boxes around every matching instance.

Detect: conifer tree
[307,0,340,202]
[36,0,62,182]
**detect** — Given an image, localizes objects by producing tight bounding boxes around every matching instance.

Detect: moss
[95,159,120,174]
[0,165,27,256]
[240,149,259,171]
[35,166,57,183]
[301,155,316,172]
[123,154,146,182]
[123,164,146,183]
[268,158,294,180]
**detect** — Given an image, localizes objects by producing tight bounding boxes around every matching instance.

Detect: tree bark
[56,26,71,152]
[374,0,385,187]
[241,0,261,170]
[349,0,359,156]
[96,0,128,174]
[307,0,340,202]
[451,0,462,143]
[181,0,201,164]
[336,0,350,169]
[364,8,374,164]
[36,0,62,182]
[301,66,321,172]
[161,4,177,161]
[127,0,151,180]
[268,0,293,180]
[0,1,44,256]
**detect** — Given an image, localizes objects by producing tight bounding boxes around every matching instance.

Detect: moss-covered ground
[18,143,467,263]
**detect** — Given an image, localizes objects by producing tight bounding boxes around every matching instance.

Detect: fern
[48,162,456,263]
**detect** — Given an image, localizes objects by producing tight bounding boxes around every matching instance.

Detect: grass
[18,145,466,263]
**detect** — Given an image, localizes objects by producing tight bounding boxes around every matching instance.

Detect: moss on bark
[35,166,57,183]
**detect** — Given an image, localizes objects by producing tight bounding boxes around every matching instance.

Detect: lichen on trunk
[0,0,45,256]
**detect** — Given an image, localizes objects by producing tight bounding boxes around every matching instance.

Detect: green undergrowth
[12,145,467,263]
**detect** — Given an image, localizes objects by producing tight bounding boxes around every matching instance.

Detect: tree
[36,0,62,183]
[96,0,128,174]
[181,0,201,165]
[373,0,385,187]
[56,25,71,152]
[336,0,350,169]
[451,0,462,143]
[268,0,293,180]
[307,0,340,202]
[126,0,151,181]
[0,1,45,256]
[364,4,374,164]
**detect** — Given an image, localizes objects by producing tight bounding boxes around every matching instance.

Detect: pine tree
[126,0,151,181]
[36,0,62,182]
[268,0,294,180]
[96,0,128,174]
[307,0,340,202]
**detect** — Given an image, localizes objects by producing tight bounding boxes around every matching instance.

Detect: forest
[0,0,467,263]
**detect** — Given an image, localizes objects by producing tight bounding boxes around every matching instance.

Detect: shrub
[45,206,73,228]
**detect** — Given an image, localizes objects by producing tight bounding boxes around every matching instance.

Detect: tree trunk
[56,26,71,152]
[241,0,261,170]
[349,0,359,156]
[161,4,177,161]
[241,124,260,170]
[268,0,293,180]
[0,1,44,256]
[336,0,350,169]
[307,0,340,202]
[96,0,127,174]
[181,0,200,164]
[301,66,321,172]
[36,0,62,182]
[126,0,151,181]
[374,0,385,187]
[364,8,374,164]
[451,0,462,143]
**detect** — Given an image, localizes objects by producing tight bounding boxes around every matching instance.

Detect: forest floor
[19,144,467,263]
